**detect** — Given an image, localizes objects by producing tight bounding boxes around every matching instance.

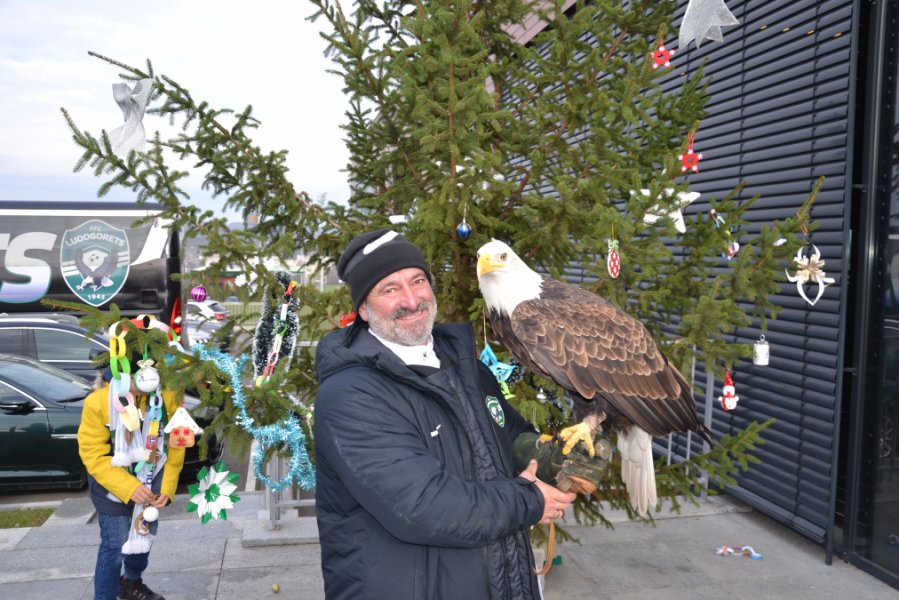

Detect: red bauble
[607,239,621,278]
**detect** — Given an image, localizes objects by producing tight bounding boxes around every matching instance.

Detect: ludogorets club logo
[60,219,130,307]
[485,395,505,427]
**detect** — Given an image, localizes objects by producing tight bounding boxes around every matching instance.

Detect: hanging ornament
[339,311,356,328]
[785,244,835,306]
[479,343,516,383]
[164,405,203,449]
[753,335,769,366]
[652,42,675,70]
[191,285,208,302]
[197,347,315,492]
[637,187,701,234]
[710,209,740,260]
[457,205,472,240]
[108,78,153,156]
[678,0,740,50]
[607,237,621,279]
[536,388,547,404]
[186,460,241,524]
[253,275,299,387]
[457,219,472,240]
[719,368,739,411]
[134,358,160,393]
[678,132,704,173]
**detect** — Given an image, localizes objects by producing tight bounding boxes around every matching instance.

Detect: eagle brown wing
[498,277,704,438]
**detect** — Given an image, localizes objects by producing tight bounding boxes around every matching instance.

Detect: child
[78,363,185,600]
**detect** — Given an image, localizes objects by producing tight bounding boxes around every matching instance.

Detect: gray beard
[364,301,436,346]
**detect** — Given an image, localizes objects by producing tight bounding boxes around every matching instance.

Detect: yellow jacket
[78,384,186,504]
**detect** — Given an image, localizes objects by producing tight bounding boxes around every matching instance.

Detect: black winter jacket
[314,322,544,600]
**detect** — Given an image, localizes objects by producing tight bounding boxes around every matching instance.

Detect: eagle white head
[476,239,544,317]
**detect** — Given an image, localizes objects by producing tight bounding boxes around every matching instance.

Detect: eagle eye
[499,253,507,261]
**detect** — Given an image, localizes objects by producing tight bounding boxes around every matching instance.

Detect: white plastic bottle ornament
[753,335,769,366]
[135,363,160,393]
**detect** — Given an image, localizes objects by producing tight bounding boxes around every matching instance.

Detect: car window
[34,328,103,362]
[0,360,91,403]
[207,302,227,313]
[0,329,24,355]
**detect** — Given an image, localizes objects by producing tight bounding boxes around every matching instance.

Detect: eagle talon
[558,422,596,458]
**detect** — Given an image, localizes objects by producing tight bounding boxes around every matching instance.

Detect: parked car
[0,319,224,488]
[0,354,90,490]
[187,300,229,323]
[185,301,232,351]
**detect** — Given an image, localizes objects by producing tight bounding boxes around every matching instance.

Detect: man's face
[359,267,437,346]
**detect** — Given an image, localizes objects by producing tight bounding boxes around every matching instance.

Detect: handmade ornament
[480,343,517,400]
[164,405,203,449]
[638,188,701,234]
[719,369,739,410]
[108,78,153,156]
[710,209,740,260]
[186,460,240,524]
[253,274,300,387]
[607,239,621,278]
[191,285,208,302]
[197,346,315,492]
[679,0,740,50]
[134,358,160,393]
[339,311,356,328]
[786,245,835,306]
[678,133,704,173]
[753,335,769,366]
[652,43,674,70]
[716,545,762,560]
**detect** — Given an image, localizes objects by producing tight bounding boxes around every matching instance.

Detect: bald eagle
[476,240,710,515]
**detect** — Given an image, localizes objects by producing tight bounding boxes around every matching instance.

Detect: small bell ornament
[753,335,769,366]
[719,368,739,411]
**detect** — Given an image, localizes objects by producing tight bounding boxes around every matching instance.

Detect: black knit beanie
[337,229,430,309]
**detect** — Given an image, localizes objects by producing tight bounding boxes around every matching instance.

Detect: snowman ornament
[719,369,739,411]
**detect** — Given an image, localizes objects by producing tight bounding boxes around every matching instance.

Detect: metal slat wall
[510,0,856,543]
[661,0,854,543]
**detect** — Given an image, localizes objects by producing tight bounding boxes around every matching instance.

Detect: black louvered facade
[522,0,899,590]
[667,0,854,546]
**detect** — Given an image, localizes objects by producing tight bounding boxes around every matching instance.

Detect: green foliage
[61,1,815,528]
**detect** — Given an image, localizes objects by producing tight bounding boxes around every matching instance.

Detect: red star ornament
[678,134,704,173]
[652,43,674,70]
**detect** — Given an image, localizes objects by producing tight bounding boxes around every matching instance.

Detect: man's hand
[130,484,154,505]
[519,459,577,525]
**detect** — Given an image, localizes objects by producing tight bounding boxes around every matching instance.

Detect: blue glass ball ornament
[457,220,472,240]
[191,285,208,302]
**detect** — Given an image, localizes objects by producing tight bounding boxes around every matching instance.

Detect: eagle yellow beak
[477,253,497,279]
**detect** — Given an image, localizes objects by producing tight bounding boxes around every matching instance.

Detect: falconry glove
[513,432,611,496]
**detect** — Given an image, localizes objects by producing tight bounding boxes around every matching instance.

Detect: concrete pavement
[0,492,896,599]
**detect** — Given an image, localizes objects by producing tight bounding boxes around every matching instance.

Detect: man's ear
[358,303,368,322]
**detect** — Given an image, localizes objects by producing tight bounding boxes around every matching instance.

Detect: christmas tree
[62,0,815,521]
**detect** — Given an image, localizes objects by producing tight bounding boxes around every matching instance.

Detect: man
[314,229,576,599]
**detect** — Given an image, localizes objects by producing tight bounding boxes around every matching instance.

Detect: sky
[0,1,351,211]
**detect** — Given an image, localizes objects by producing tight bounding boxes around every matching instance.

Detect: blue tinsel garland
[196,346,315,492]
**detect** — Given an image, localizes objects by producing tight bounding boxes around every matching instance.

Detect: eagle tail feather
[618,426,657,516]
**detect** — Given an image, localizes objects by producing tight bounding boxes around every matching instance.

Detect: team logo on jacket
[60,219,130,307]
[485,395,505,427]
